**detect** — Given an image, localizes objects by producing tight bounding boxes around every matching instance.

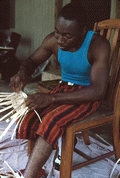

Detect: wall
[110,0,117,19]
[11,0,70,61]
[110,0,120,19]
[63,0,71,6]
[2,0,55,60]
[1,0,120,61]
[116,0,120,18]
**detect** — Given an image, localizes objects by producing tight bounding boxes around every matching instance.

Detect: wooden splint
[0,92,42,140]
[0,161,24,178]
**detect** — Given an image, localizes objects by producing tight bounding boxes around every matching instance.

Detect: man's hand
[9,71,27,92]
[25,93,53,110]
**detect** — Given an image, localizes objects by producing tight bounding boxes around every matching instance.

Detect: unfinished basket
[0,91,41,140]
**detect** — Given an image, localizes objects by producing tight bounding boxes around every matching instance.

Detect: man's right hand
[9,71,27,92]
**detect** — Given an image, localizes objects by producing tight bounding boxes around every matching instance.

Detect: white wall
[1,0,120,61]
[2,0,55,60]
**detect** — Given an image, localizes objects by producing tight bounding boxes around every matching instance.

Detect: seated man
[10,2,110,178]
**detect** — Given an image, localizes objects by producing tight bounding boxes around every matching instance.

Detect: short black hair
[59,2,87,30]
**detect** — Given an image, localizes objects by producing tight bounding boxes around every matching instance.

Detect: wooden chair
[60,19,120,178]
[27,19,120,175]
[0,32,21,81]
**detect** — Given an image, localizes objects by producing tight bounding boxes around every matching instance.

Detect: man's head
[58,2,87,31]
[54,3,87,52]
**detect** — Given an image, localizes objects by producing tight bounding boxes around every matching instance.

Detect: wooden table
[38,80,60,93]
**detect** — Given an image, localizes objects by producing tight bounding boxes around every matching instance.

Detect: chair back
[93,19,120,106]
[0,32,21,81]
[7,32,21,53]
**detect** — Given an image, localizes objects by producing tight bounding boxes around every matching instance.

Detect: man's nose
[57,35,65,44]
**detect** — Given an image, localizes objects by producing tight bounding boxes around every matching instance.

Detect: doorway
[71,0,111,30]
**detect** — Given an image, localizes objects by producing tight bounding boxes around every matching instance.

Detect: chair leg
[112,116,120,160]
[60,128,74,178]
[82,131,90,145]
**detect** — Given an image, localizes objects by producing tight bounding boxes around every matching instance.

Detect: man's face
[54,16,83,52]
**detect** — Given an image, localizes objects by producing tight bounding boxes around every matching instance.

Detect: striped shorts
[16,83,100,149]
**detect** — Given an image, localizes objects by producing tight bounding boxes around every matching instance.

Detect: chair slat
[93,20,120,104]
[93,22,98,32]
[106,29,112,40]
[107,48,120,105]
[100,29,104,36]
[110,28,119,66]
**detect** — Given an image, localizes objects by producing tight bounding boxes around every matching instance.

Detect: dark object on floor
[54,137,77,171]
[54,154,61,171]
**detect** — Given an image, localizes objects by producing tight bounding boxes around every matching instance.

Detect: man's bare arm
[26,35,111,110]
[10,32,57,92]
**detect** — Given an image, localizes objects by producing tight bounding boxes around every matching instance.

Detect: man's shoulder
[91,33,110,49]
[42,32,58,52]
[44,32,57,45]
[88,32,111,64]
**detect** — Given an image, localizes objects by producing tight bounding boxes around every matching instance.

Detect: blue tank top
[58,31,96,85]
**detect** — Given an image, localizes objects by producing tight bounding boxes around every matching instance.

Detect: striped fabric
[16,83,100,149]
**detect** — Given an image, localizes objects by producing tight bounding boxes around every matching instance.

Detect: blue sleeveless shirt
[58,31,96,85]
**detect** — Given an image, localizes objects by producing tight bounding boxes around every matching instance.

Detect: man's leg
[24,136,53,178]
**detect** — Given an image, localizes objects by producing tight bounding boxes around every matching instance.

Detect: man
[10,2,110,178]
